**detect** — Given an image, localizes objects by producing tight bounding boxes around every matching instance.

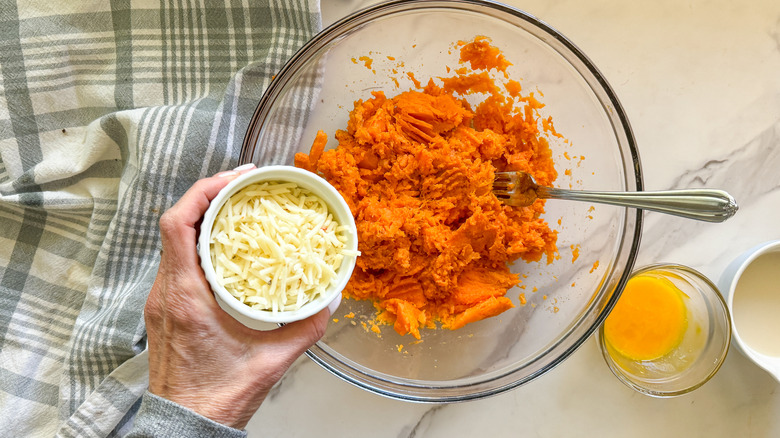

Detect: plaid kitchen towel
[0,0,321,436]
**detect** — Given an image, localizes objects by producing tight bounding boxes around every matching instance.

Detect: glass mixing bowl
[240,0,643,402]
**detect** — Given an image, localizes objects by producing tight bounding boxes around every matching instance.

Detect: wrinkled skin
[144,164,339,429]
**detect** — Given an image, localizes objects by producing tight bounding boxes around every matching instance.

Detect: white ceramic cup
[198,165,358,329]
[719,240,780,383]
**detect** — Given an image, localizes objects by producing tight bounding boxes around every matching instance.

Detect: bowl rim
[197,165,358,324]
[240,0,644,402]
[598,263,732,398]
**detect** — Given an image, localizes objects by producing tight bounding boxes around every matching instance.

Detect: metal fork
[492,171,738,223]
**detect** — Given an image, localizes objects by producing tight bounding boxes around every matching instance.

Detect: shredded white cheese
[210,181,359,312]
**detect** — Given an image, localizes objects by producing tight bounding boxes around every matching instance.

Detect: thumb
[269,293,341,354]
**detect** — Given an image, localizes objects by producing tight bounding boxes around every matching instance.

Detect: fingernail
[233,163,256,172]
[327,293,342,316]
[215,170,239,178]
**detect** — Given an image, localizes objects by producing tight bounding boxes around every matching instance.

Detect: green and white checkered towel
[0,1,321,436]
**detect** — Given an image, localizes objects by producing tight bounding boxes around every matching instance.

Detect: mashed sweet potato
[295,36,558,339]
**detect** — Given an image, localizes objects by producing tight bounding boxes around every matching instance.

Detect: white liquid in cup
[731,251,780,357]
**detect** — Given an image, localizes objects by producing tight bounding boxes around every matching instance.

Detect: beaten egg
[604,273,689,361]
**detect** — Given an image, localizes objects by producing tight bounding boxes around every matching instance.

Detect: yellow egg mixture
[604,274,688,361]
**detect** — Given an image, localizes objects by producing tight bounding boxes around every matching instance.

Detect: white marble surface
[247,1,780,436]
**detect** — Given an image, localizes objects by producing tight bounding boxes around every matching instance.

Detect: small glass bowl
[598,264,731,397]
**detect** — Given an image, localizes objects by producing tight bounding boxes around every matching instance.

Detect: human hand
[144,164,340,429]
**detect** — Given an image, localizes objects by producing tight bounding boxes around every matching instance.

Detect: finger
[170,163,257,231]
[159,164,256,261]
[268,294,341,346]
[266,304,335,356]
[158,177,232,266]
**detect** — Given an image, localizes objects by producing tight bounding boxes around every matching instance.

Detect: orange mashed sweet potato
[295,36,559,339]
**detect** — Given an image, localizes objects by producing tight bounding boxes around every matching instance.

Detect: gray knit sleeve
[125,391,247,438]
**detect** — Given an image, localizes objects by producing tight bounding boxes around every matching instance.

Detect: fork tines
[492,172,517,200]
[492,172,517,190]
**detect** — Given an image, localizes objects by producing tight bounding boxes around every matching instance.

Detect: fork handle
[540,187,738,223]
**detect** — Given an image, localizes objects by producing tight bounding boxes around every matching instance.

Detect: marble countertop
[247,1,780,436]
